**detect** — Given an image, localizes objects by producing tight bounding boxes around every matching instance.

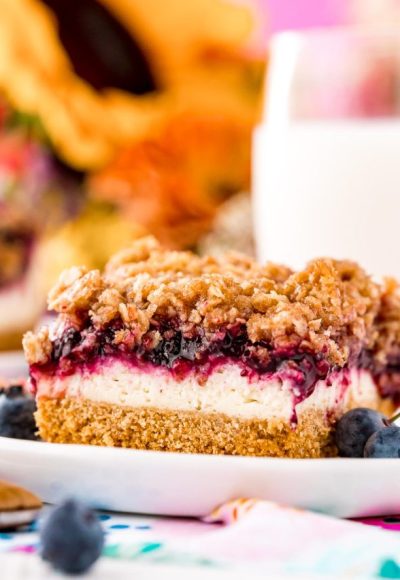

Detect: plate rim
[0,435,398,471]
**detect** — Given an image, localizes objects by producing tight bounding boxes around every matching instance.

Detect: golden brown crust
[35,395,394,458]
[24,236,382,367]
[0,480,42,511]
[36,397,335,458]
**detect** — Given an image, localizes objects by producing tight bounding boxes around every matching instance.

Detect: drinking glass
[253,28,400,278]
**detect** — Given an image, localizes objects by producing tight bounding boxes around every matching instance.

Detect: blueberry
[180,335,203,362]
[0,392,37,440]
[220,331,247,358]
[364,425,400,458]
[52,328,81,361]
[335,408,388,457]
[0,385,24,398]
[146,332,182,367]
[40,499,104,575]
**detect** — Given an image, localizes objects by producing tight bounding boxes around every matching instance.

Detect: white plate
[0,436,399,518]
[0,352,398,519]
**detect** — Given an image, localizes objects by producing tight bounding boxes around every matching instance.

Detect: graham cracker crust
[36,397,346,458]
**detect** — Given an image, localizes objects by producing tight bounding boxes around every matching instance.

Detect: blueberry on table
[40,499,104,575]
[0,389,38,440]
[335,408,388,457]
[364,425,400,458]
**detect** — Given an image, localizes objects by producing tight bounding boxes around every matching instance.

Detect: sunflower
[0,0,263,171]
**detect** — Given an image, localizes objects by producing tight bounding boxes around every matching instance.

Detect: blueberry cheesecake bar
[23,237,400,457]
[0,211,44,349]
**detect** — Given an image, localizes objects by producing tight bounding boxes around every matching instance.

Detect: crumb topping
[23,327,52,366]
[23,236,387,368]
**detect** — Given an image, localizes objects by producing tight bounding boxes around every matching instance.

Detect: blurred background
[0,0,399,350]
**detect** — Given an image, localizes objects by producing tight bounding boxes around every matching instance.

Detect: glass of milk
[253,29,400,278]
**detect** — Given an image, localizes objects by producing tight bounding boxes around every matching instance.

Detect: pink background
[256,0,349,33]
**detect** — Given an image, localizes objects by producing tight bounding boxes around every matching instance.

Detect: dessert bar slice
[23,237,400,457]
[0,216,44,349]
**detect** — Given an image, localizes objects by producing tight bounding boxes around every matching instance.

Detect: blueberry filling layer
[30,321,400,406]
[31,322,337,404]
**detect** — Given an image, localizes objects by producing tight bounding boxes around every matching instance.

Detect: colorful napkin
[1,499,400,577]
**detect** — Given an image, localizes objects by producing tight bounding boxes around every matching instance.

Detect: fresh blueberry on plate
[335,408,389,457]
[364,425,400,458]
[40,498,104,575]
[0,386,38,440]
